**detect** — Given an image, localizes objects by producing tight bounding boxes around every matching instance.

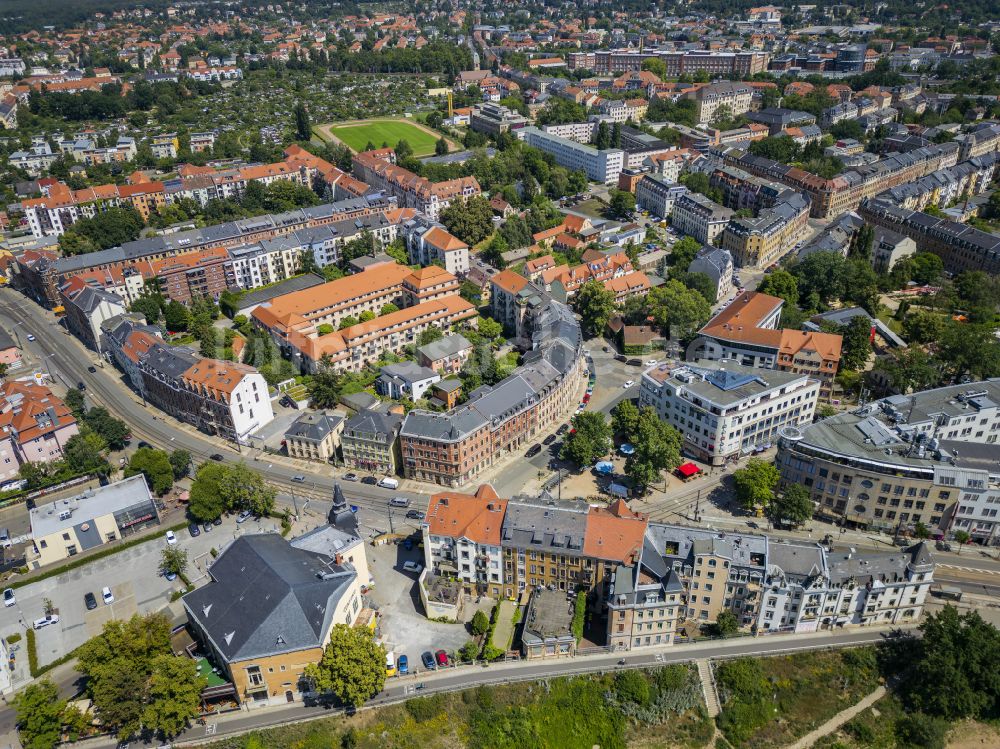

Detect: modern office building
[640,360,819,466]
[776,380,1000,537]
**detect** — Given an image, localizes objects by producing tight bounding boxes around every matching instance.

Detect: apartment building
[687,292,842,400]
[720,191,810,269]
[23,180,167,238]
[956,122,1000,160]
[352,148,480,220]
[150,246,233,304]
[341,405,404,475]
[283,411,344,462]
[422,485,508,597]
[537,251,637,298]
[859,199,1000,276]
[59,278,128,353]
[400,300,584,487]
[400,215,470,276]
[721,141,960,220]
[524,127,624,185]
[776,379,1000,535]
[758,541,933,633]
[0,381,79,486]
[567,50,768,78]
[635,176,687,220]
[687,246,734,303]
[19,196,395,307]
[417,485,936,647]
[639,360,819,466]
[123,340,273,442]
[671,192,734,246]
[540,121,598,144]
[687,82,753,125]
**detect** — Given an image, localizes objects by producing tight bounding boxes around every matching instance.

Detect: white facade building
[524,127,624,185]
[639,360,819,466]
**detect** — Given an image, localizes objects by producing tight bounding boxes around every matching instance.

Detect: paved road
[68,625,911,748]
[0,288,428,519]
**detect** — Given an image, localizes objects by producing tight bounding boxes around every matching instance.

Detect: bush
[6,632,20,644]
[895,712,949,749]
[459,640,480,663]
[571,589,586,641]
[471,609,489,637]
[405,694,445,723]
[614,670,651,706]
[26,628,37,676]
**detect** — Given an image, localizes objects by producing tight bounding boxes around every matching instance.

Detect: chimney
[335,553,344,566]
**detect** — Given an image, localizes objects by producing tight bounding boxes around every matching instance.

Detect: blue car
[398,654,408,674]
[421,651,436,670]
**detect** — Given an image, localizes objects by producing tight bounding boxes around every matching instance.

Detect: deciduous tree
[573,280,616,338]
[125,447,174,495]
[732,458,780,511]
[304,625,386,707]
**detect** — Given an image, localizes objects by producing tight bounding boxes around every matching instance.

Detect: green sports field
[325,119,441,156]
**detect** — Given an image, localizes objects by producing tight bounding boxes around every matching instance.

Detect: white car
[2,588,14,607]
[623,380,635,388]
[402,561,423,573]
[102,587,114,605]
[26,334,35,342]
[165,530,177,545]
[645,360,659,366]
[32,614,59,630]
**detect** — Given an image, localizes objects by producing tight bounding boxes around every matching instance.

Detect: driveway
[0,517,249,669]
[366,539,477,671]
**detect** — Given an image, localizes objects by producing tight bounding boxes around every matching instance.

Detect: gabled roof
[425,485,506,545]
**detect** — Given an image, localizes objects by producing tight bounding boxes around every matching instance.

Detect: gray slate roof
[183,534,355,663]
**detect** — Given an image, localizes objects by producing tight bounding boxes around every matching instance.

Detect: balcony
[245,679,268,695]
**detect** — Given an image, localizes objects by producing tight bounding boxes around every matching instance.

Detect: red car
[582,394,591,403]
[434,649,449,667]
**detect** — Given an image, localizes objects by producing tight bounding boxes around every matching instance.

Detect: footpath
[785,685,887,749]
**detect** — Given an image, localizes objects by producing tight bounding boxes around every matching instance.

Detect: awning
[595,461,614,475]
[676,462,700,478]
[619,444,635,456]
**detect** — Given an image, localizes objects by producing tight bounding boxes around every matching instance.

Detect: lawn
[324,119,441,156]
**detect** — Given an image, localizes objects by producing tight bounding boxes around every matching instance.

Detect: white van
[378,477,400,490]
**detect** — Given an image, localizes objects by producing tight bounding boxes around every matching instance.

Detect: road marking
[205,723,216,736]
[938,564,1000,574]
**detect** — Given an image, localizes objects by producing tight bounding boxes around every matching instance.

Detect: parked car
[212,516,223,526]
[645,360,659,366]
[543,434,557,446]
[87,366,97,373]
[164,570,177,581]
[25,334,35,342]
[421,651,436,670]
[102,587,115,605]
[397,655,408,675]
[435,649,449,667]
[526,443,542,457]
[165,530,177,545]
[557,424,570,436]
[405,510,425,520]
[361,476,377,485]
[210,453,224,461]
[33,614,59,629]
[623,380,635,388]
[614,354,627,363]
[84,592,97,610]
[343,473,359,482]
[2,588,14,607]
[935,540,953,552]
[236,510,253,524]
[137,441,152,450]
[76,381,86,391]
[403,561,423,573]
[202,522,212,533]
[626,358,642,367]
[379,477,400,490]
[187,523,200,538]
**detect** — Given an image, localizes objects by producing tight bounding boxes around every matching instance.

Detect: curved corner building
[776,379,1000,540]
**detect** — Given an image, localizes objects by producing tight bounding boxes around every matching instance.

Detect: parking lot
[0,516,264,668]
[366,537,485,673]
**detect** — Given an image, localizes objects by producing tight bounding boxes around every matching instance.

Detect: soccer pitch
[324,119,442,156]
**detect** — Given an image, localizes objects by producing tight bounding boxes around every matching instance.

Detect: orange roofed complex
[687,291,842,399]
[251,261,475,373]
